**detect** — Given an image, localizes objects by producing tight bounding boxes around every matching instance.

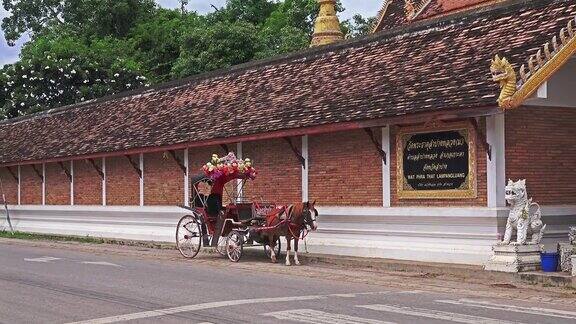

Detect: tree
[1,34,147,119]
[341,14,376,38]
[1,0,369,120]
[171,21,260,78]
[1,0,156,45]
[129,9,203,82]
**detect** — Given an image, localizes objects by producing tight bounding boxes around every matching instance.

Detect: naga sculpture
[490,55,517,109]
[498,179,546,246]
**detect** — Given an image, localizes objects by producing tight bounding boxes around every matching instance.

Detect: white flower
[126,83,131,87]
[114,73,119,77]
[70,58,75,62]
[71,69,76,74]
[20,102,25,106]
[22,75,27,79]
[83,80,89,84]
[45,66,50,70]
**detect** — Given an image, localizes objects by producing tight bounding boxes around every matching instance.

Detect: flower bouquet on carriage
[202,152,256,181]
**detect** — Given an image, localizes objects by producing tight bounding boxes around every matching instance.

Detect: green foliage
[172,20,260,77]
[0,0,374,120]
[129,9,202,82]
[1,0,156,45]
[341,14,376,38]
[1,34,147,118]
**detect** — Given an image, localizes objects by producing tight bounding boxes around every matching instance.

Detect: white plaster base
[572,255,576,277]
[484,244,543,273]
[2,205,575,266]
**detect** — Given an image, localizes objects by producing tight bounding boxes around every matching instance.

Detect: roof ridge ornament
[310,0,344,47]
[491,15,576,110]
[371,0,394,33]
[405,0,432,21]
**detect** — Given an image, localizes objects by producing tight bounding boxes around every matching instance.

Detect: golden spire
[311,0,344,47]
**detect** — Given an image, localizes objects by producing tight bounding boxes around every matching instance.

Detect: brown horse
[265,201,318,265]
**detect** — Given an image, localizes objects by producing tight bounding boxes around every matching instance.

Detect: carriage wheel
[176,215,202,259]
[226,231,244,262]
[264,238,281,260]
[215,236,227,257]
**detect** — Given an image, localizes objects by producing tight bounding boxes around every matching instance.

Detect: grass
[0,231,107,244]
[0,230,176,249]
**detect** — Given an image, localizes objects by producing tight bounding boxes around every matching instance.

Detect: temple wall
[106,156,140,206]
[506,106,576,205]
[144,152,184,206]
[243,138,301,205]
[73,160,102,205]
[0,168,18,204]
[20,165,42,205]
[309,130,382,206]
[390,123,488,207]
[45,163,70,205]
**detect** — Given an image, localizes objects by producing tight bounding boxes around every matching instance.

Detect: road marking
[80,261,122,267]
[67,291,396,324]
[358,304,525,324]
[24,256,62,263]
[263,309,395,324]
[437,299,576,320]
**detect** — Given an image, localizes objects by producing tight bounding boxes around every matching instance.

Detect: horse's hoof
[285,261,291,266]
[295,261,301,266]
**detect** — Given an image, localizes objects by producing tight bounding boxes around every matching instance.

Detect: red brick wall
[506,106,576,205]
[106,156,140,205]
[144,152,184,205]
[21,165,42,204]
[0,167,18,205]
[391,122,488,207]
[309,130,382,206]
[74,160,103,205]
[45,163,70,205]
[243,139,301,204]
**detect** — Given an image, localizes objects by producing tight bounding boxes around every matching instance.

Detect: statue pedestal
[484,244,543,273]
[558,243,575,273]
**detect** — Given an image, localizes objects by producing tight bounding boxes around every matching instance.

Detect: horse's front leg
[268,235,277,263]
[285,236,292,266]
[294,238,300,266]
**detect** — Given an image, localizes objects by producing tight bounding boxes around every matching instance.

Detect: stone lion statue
[498,179,546,245]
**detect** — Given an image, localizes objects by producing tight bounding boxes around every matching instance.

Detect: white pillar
[236,142,243,200]
[487,114,506,208]
[139,153,144,207]
[382,126,391,207]
[102,157,107,206]
[41,163,46,205]
[70,160,74,205]
[302,135,309,202]
[184,148,190,206]
[17,165,21,205]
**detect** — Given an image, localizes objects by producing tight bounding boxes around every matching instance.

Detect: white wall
[3,204,575,265]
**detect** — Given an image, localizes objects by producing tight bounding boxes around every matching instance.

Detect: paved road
[0,243,575,324]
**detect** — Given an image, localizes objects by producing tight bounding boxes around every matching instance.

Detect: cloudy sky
[0,1,381,67]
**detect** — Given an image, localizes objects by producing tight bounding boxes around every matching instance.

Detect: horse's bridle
[302,205,318,231]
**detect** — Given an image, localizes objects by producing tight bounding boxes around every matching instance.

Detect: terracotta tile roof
[1,0,575,165]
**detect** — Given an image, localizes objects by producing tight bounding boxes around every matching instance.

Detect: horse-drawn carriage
[176,153,317,264]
